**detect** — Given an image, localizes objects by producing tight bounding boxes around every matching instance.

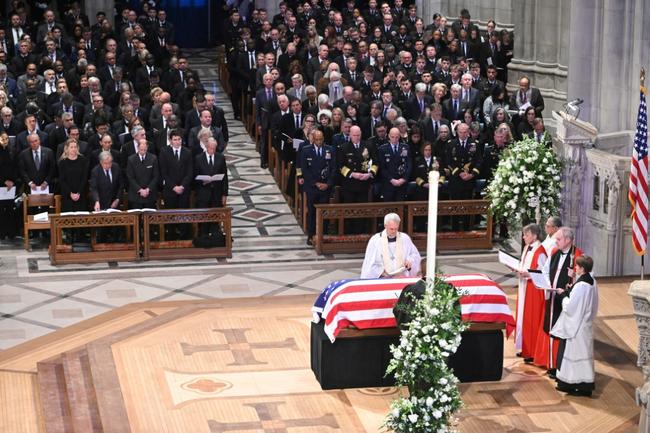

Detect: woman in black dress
[58,139,90,212]
[0,132,18,239]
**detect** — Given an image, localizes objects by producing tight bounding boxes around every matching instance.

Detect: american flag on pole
[630,85,648,255]
[312,274,515,342]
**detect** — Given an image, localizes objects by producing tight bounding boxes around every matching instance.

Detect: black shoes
[547,369,556,379]
[306,236,313,246]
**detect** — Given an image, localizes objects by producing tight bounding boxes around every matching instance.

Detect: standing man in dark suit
[90,151,123,211]
[300,130,336,246]
[255,73,277,168]
[419,103,450,144]
[194,138,228,236]
[442,84,465,122]
[18,133,56,194]
[510,76,545,117]
[377,127,412,202]
[159,130,192,209]
[126,139,159,209]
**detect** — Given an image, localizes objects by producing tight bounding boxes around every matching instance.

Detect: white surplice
[550,274,599,385]
[360,230,421,279]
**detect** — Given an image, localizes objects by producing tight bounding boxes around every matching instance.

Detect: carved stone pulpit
[629,281,650,432]
[551,110,598,251]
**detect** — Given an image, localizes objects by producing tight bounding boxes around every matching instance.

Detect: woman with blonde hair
[58,139,90,212]
[431,82,448,103]
[331,107,344,134]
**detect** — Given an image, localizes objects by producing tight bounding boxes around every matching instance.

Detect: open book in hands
[196,174,225,183]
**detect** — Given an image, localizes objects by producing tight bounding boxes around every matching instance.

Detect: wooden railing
[48,208,233,265]
[142,208,233,260]
[314,199,492,255]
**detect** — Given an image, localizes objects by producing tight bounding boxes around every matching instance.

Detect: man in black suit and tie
[126,138,159,209]
[255,73,277,168]
[510,76,545,117]
[300,130,336,246]
[194,138,229,236]
[187,110,226,156]
[90,151,123,211]
[159,130,193,209]
[18,133,55,194]
[419,103,450,144]
[15,115,49,154]
[443,84,465,122]
[406,83,433,122]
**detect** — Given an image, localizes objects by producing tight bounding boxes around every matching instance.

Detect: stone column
[416,0,442,25]
[629,281,650,433]
[567,0,650,137]
[508,0,570,116]
[427,0,514,31]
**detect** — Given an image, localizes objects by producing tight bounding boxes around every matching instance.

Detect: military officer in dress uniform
[338,125,377,233]
[446,122,481,230]
[300,130,336,246]
[378,127,412,202]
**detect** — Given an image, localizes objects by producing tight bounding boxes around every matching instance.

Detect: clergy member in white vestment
[360,213,421,279]
[551,255,598,397]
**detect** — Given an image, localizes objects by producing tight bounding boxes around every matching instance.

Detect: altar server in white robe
[551,255,598,397]
[360,213,422,279]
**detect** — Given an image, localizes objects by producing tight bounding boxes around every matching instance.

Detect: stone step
[37,356,74,433]
[61,349,104,433]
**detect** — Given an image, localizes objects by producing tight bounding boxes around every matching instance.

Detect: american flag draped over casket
[312,274,516,342]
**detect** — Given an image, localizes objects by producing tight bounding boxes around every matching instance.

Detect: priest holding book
[360,213,421,279]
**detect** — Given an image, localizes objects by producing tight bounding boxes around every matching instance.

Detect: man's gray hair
[414,82,426,93]
[131,125,145,136]
[0,64,7,73]
[384,213,401,225]
[558,226,574,241]
[99,150,113,163]
[450,83,462,92]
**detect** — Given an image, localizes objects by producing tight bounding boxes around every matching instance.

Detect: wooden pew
[314,202,404,254]
[142,208,233,260]
[49,212,141,265]
[405,200,493,250]
[313,199,493,254]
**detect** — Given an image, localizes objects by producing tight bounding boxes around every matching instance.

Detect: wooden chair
[22,194,61,251]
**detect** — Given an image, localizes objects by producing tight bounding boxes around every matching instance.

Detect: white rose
[439,377,448,385]
[432,409,443,419]
[426,396,434,407]
[408,413,419,423]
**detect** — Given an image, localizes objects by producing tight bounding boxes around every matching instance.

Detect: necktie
[433,120,438,137]
[105,169,112,182]
[393,144,398,154]
[461,140,466,148]
[141,155,145,162]
[209,155,213,167]
[34,151,40,169]
[454,100,458,114]
[249,52,254,69]
[420,99,424,112]
[295,115,300,129]
[333,86,338,100]
[175,149,179,160]
[354,143,359,150]
[351,72,355,81]
[383,107,388,117]
[522,91,527,103]
[266,89,271,101]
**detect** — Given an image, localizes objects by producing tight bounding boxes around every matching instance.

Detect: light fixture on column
[564,98,584,120]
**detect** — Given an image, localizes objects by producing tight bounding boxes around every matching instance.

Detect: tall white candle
[426,170,440,281]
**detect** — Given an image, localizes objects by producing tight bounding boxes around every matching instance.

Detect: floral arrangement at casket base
[486,137,563,230]
[384,276,469,433]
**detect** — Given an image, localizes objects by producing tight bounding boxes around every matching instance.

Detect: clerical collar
[387,237,396,243]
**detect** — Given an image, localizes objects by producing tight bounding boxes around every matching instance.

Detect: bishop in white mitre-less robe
[360,229,421,279]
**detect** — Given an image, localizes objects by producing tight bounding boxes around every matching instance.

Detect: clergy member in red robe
[514,224,547,362]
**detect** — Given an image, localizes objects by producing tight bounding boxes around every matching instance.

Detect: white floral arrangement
[384,277,468,433]
[486,137,562,229]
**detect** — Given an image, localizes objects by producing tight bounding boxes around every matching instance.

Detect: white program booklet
[30,186,50,195]
[528,270,553,290]
[498,250,520,270]
[0,186,16,200]
[196,174,224,182]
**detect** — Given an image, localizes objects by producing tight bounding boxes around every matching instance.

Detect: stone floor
[0,48,517,351]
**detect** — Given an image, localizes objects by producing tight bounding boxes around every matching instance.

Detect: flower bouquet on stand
[486,137,563,232]
[384,276,468,433]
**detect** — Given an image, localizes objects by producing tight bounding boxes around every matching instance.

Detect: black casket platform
[310,321,504,389]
